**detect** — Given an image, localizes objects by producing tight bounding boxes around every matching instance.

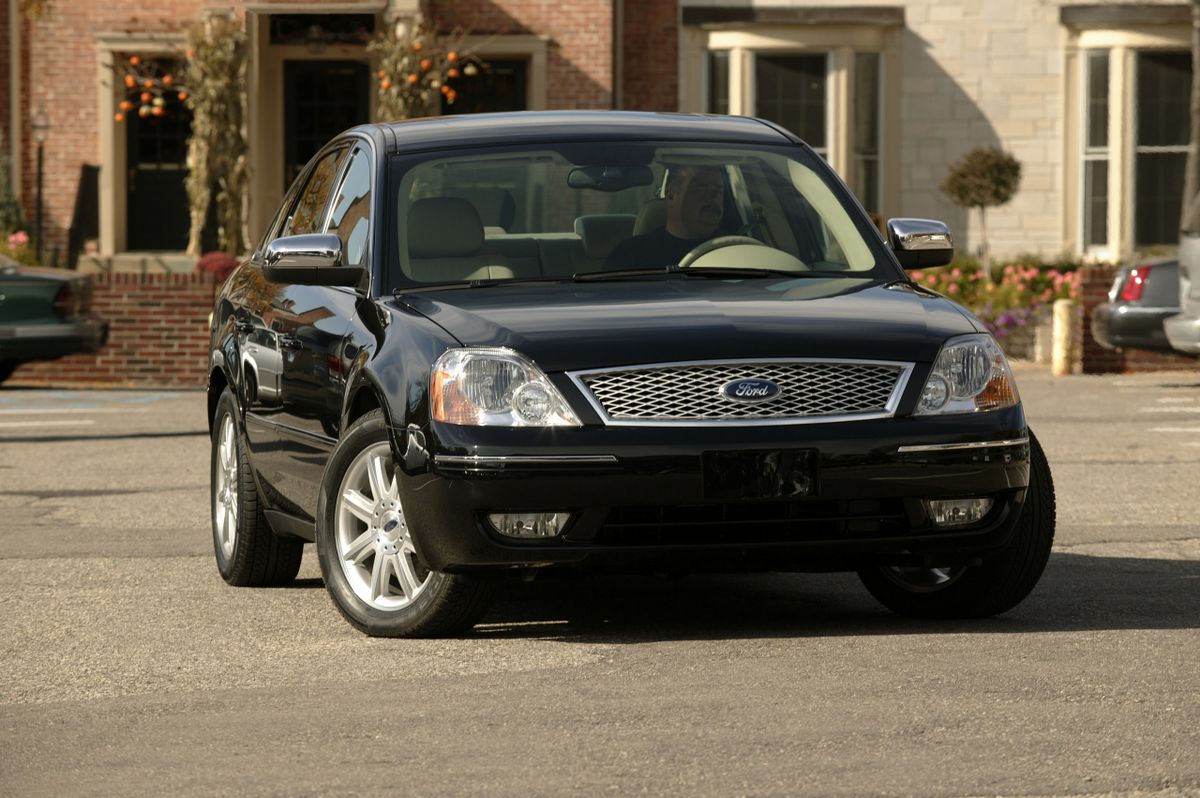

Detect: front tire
[315,409,494,638]
[211,388,303,586]
[858,432,1056,618]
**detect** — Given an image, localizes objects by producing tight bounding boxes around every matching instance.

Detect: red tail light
[52,282,76,317]
[1120,265,1152,302]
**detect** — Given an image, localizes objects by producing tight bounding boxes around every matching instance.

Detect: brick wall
[14,0,211,261]
[621,0,677,111]
[1078,264,1200,374]
[429,0,614,108]
[9,272,218,388]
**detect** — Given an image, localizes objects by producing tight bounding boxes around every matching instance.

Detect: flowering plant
[195,251,240,282]
[0,229,38,265]
[909,257,1081,339]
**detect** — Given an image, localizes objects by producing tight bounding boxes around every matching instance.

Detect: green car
[0,255,108,384]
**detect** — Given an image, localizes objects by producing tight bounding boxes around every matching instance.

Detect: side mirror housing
[886,218,954,269]
[263,234,363,286]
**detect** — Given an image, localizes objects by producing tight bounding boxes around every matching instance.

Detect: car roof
[360,111,801,154]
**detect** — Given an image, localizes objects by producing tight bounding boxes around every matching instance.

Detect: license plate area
[702,449,818,501]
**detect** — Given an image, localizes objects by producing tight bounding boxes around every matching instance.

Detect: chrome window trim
[566,357,915,427]
[896,437,1029,454]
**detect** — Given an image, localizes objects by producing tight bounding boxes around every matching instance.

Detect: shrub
[0,230,39,266]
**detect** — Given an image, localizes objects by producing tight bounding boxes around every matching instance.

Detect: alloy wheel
[334,442,430,611]
[881,565,966,593]
[213,414,238,560]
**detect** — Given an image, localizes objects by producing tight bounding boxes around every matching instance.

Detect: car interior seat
[405,197,514,282]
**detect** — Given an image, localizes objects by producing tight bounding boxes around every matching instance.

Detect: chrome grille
[572,359,911,425]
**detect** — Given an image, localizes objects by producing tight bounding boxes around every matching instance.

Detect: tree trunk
[978,205,990,281]
[1180,0,1200,234]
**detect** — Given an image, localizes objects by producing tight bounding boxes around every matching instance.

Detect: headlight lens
[431,348,580,427]
[915,334,1020,415]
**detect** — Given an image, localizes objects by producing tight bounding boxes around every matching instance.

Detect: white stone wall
[680,0,1190,260]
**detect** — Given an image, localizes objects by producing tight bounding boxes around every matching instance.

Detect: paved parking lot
[1,365,1198,796]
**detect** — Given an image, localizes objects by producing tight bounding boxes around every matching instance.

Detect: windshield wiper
[393,275,568,295]
[572,267,678,282]
[677,267,848,279]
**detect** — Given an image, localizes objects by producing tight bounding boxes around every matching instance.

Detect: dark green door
[283,60,370,189]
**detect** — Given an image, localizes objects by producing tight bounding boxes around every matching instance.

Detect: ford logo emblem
[721,378,781,403]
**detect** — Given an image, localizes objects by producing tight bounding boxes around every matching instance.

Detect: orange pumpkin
[129,55,140,66]
[124,75,136,88]
[420,58,432,71]
[176,91,189,102]
[407,73,419,85]
[140,91,152,103]
[114,112,125,122]
[381,78,392,90]
[447,51,458,62]
[447,68,459,79]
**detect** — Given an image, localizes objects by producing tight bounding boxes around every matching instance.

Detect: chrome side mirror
[886,218,955,269]
[263,234,363,286]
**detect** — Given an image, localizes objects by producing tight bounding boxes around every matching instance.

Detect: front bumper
[1163,312,1200,355]
[0,314,109,362]
[394,407,1032,573]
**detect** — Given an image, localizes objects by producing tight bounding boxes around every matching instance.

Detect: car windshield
[390,141,889,287]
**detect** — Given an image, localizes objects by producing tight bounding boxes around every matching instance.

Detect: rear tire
[211,388,304,586]
[315,409,495,638]
[858,432,1056,618]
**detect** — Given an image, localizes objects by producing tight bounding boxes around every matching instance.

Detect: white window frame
[681,25,899,219]
[1067,27,1190,260]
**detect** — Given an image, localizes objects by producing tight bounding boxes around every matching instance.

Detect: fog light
[487,512,571,538]
[926,498,993,527]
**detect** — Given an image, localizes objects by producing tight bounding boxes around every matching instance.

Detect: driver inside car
[604,164,728,269]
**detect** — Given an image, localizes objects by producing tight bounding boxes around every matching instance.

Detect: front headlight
[915,334,1020,415]
[431,347,581,427]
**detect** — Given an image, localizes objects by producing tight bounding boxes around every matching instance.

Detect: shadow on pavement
[452,551,1200,642]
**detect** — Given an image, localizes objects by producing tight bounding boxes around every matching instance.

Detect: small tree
[183,11,248,256]
[941,146,1022,278]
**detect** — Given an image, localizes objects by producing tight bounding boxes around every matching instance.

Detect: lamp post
[31,109,49,263]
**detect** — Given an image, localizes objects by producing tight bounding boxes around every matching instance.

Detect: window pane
[854,52,879,155]
[708,52,729,114]
[1084,160,1108,247]
[288,149,344,236]
[1137,51,1191,147]
[1086,51,1109,149]
[755,54,826,149]
[442,59,528,114]
[853,158,878,215]
[328,148,372,267]
[1135,151,1186,246]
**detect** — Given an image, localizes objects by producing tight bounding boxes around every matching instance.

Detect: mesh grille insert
[576,361,907,422]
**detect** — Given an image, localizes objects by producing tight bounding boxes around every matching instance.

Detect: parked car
[207,111,1055,638]
[1165,236,1200,355]
[0,254,109,384]
[1091,259,1181,353]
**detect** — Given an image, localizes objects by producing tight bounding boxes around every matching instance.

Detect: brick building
[0,0,1195,267]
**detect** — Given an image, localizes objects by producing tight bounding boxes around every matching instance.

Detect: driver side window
[282,148,346,238]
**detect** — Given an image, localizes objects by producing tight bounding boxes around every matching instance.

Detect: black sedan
[1091,259,1181,353]
[0,256,108,384]
[207,112,1054,638]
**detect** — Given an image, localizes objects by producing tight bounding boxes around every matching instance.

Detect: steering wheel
[677,235,807,271]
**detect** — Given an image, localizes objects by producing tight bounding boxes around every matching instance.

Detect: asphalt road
[1,365,1198,797]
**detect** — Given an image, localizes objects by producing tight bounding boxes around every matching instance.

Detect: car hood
[393,276,981,372]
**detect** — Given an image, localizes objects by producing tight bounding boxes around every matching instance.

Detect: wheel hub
[378,509,405,554]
